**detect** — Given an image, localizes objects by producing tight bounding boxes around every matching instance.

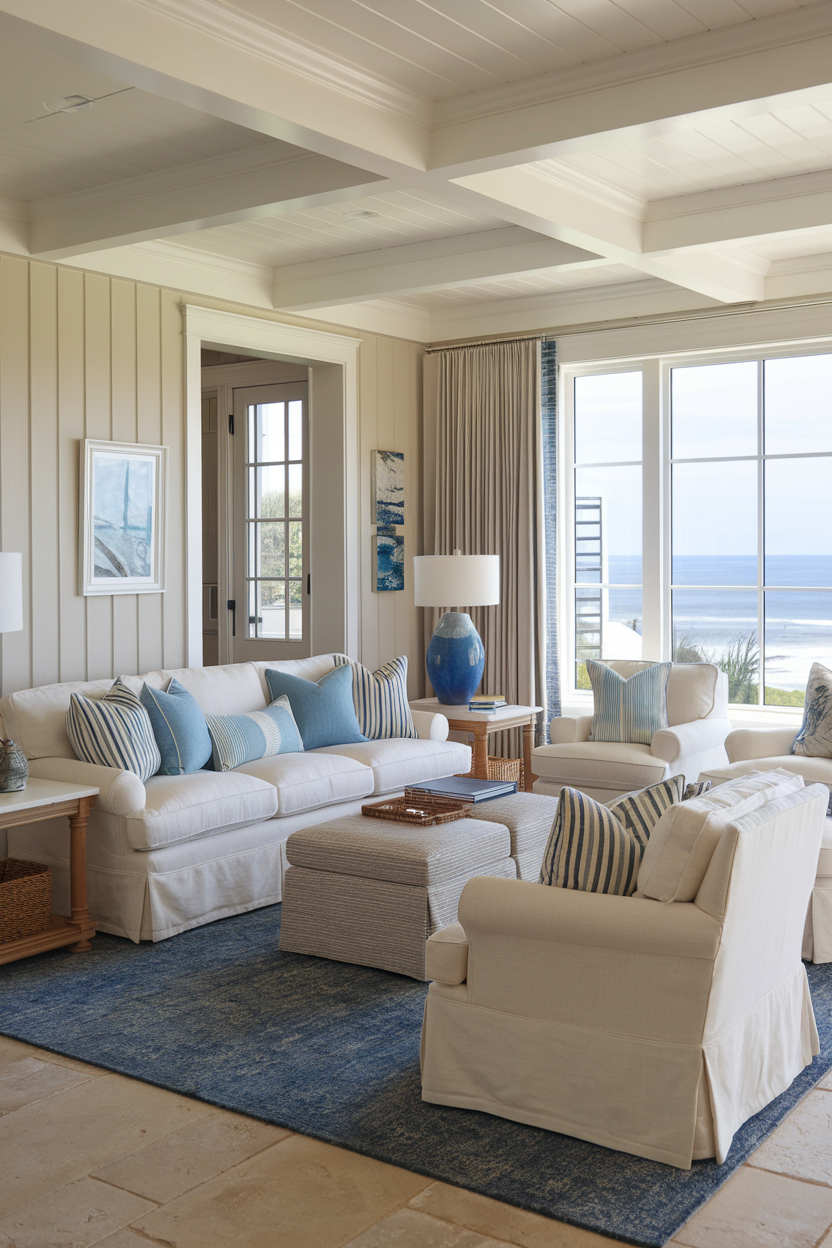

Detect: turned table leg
[471,725,489,780]
[69,795,95,952]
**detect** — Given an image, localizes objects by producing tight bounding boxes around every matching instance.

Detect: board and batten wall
[0,252,425,703]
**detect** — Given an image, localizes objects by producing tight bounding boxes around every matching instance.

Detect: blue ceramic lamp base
[425,612,485,706]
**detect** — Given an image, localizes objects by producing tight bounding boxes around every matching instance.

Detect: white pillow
[637,769,805,903]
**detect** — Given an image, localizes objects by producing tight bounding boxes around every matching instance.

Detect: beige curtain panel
[423,339,546,751]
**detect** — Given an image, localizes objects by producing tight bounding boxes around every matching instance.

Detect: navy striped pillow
[67,677,161,781]
[333,655,417,740]
[540,788,641,896]
[607,774,686,852]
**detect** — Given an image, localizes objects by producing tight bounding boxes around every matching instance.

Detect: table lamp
[413,550,500,705]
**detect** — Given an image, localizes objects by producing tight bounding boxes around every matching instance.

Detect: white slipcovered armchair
[701,727,832,964]
[532,661,731,802]
[421,780,826,1169]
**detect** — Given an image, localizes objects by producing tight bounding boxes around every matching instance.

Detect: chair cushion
[265,664,366,750]
[140,678,212,776]
[607,774,686,851]
[540,787,641,895]
[638,768,805,903]
[587,659,670,745]
[205,696,304,771]
[333,654,417,740]
[234,750,374,816]
[313,738,472,795]
[531,741,667,790]
[67,677,161,782]
[124,770,278,850]
[792,661,832,758]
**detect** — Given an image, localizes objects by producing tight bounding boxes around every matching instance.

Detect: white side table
[410,699,543,791]
[0,779,98,966]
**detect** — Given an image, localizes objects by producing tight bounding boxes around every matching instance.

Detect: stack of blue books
[406,777,517,803]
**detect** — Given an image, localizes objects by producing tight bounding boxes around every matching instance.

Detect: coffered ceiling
[1,0,832,340]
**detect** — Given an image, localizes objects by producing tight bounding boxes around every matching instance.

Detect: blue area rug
[2,904,831,1248]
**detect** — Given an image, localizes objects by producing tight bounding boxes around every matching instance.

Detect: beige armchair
[532,661,731,802]
[421,781,826,1169]
[701,727,832,964]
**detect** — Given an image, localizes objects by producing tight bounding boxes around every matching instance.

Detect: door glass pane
[574,466,642,584]
[765,458,832,586]
[574,372,641,463]
[671,361,757,459]
[288,400,303,461]
[287,464,302,518]
[672,590,759,703]
[258,523,284,578]
[765,591,832,706]
[672,461,757,586]
[256,466,284,518]
[256,403,284,462]
[288,580,303,639]
[258,581,285,639]
[287,522,302,577]
[765,355,832,455]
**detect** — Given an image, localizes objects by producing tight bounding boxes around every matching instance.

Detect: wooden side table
[410,699,543,791]
[0,779,99,966]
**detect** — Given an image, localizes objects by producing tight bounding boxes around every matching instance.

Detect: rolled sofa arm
[726,727,798,763]
[27,758,146,816]
[411,710,449,742]
[549,715,593,744]
[650,717,731,765]
[426,921,469,984]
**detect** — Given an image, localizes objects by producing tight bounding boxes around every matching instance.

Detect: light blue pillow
[333,654,417,740]
[587,660,671,745]
[264,664,366,750]
[140,678,212,776]
[67,677,160,781]
[205,695,304,772]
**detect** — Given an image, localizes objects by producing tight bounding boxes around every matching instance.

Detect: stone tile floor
[1,1033,832,1248]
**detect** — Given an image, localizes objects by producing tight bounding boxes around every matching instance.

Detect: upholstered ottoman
[279,814,515,979]
[461,792,559,880]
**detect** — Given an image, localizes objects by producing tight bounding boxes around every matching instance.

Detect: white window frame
[560,338,832,722]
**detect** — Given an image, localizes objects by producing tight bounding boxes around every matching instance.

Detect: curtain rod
[425,334,548,353]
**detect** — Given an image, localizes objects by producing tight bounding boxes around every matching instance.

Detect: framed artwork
[80,440,167,596]
[373,528,404,592]
[371,450,404,526]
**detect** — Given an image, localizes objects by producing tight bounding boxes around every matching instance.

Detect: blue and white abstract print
[374,532,405,591]
[372,450,404,526]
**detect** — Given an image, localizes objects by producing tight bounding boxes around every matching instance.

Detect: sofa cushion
[532,741,667,790]
[234,750,374,816]
[140,678,212,775]
[701,757,832,788]
[333,654,417,740]
[314,738,471,795]
[67,678,161,782]
[124,770,278,851]
[638,768,805,903]
[161,663,266,716]
[206,696,304,771]
[587,659,670,745]
[265,665,366,750]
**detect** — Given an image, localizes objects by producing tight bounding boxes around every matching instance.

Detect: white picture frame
[80,440,167,596]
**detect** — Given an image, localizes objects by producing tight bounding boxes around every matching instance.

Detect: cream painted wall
[0,253,425,701]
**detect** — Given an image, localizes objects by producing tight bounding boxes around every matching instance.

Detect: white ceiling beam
[29,146,387,259]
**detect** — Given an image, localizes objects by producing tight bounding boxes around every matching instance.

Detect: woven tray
[361,794,474,825]
[0,858,52,943]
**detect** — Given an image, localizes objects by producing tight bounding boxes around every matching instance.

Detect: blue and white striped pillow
[587,660,671,745]
[607,774,686,852]
[205,695,304,772]
[67,677,161,781]
[540,787,640,895]
[333,655,417,740]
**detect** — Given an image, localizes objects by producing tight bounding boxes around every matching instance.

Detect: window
[566,349,832,708]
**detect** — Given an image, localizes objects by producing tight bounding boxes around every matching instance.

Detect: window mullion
[642,358,663,661]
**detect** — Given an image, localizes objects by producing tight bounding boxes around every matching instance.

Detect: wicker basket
[0,859,52,943]
[362,794,474,825]
[462,756,524,787]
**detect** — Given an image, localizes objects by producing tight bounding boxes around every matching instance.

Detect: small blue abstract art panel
[374,532,405,592]
[372,450,404,526]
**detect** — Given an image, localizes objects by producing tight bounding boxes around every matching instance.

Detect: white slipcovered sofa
[0,654,470,943]
[531,661,731,802]
[701,727,832,963]
[421,778,826,1169]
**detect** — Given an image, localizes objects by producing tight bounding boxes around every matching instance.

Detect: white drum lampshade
[0,552,23,633]
[413,552,500,608]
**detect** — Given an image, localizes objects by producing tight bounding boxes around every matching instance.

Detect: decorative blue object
[371,450,404,526]
[426,612,485,706]
[264,663,366,750]
[140,678,212,775]
[373,531,404,592]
